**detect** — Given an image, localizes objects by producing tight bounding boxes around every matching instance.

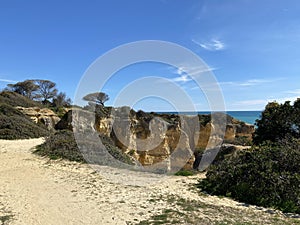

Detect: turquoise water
[156,111,262,125]
[224,111,262,125]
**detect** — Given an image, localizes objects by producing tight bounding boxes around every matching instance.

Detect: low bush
[35,130,84,161]
[193,145,239,170]
[99,134,133,165]
[198,139,300,214]
[0,104,49,139]
[35,130,133,165]
[174,170,195,176]
[0,91,41,107]
[224,136,252,146]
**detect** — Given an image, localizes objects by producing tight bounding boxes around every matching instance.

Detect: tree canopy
[82,92,109,106]
[7,80,39,99]
[253,98,300,144]
[6,79,70,106]
[52,92,71,107]
[34,79,58,103]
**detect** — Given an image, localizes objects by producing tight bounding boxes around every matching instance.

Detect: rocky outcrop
[224,122,255,142]
[57,108,255,171]
[55,110,73,130]
[193,144,251,170]
[16,106,61,130]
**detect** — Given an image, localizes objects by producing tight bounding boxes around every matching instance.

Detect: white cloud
[220,78,283,87]
[171,75,191,83]
[269,96,300,104]
[239,79,268,86]
[286,89,300,95]
[186,66,217,76]
[229,99,268,110]
[232,95,300,109]
[233,99,268,106]
[162,65,217,86]
[192,38,225,51]
[170,65,217,76]
[176,67,184,75]
[0,78,17,83]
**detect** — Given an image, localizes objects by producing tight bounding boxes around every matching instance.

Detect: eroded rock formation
[16,106,61,130]
[58,108,255,171]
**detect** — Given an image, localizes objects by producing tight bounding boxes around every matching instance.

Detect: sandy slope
[0,139,297,225]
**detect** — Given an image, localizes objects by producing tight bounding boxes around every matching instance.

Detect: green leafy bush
[35,130,133,165]
[253,99,300,144]
[224,136,252,146]
[0,104,49,139]
[0,91,41,107]
[193,145,239,170]
[174,170,195,176]
[99,134,134,165]
[198,139,300,214]
[35,130,84,161]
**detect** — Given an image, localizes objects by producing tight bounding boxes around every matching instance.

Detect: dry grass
[133,190,300,225]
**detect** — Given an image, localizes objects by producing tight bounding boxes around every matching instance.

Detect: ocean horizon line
[147,110,262,125]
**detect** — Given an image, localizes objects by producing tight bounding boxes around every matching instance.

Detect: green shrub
[99,134,133,165]
[49,106,68,118]
[193,145,239,170]
[224,136,252,146]
[253,99,300,144]
[198,139,300,214]
[35,130,133,165]
[0,91,41,107]
[35,130,85,162]
[0,103,49,139]
[174,170,195,176]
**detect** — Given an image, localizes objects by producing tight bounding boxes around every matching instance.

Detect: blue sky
[1,0,300,111]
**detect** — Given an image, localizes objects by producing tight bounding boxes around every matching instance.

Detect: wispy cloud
[166,65,217,84]
[233,94,300,109]
[220,78,283,87]
[239,79,276,86]
[270,96,297,103]
[175,67,184,76]
[233,99,268,106]
[271,90,300,104]
[169,65,217,77]
[171,75,192,83]
[0,78,17,83]
[192,38,225,51]
[285,89,300,95]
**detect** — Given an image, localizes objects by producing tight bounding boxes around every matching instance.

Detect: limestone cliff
[58,108,255,171]
[16,106,61,130]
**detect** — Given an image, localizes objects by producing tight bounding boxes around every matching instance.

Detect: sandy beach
[0,138,297,225]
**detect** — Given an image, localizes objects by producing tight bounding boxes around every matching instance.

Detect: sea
[156,111,262,125]
[224,111,262,125]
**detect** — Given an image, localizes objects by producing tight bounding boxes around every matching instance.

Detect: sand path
[0,138,296,225]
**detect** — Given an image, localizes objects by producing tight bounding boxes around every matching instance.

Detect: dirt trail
[0,139,297,225]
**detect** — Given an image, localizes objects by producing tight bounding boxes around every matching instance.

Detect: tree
[35,79,58,103]
[253,98,300,144]
[52,92,71,107]
[82,92,109,106]
[7,80,39,99]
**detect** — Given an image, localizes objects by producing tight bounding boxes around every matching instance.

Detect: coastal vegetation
[5,79,71,115]
[0,102,49,139]
[0,80,70,139]
[199,99,300,214]
[253,99,300,144]
[34,130,133,165]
